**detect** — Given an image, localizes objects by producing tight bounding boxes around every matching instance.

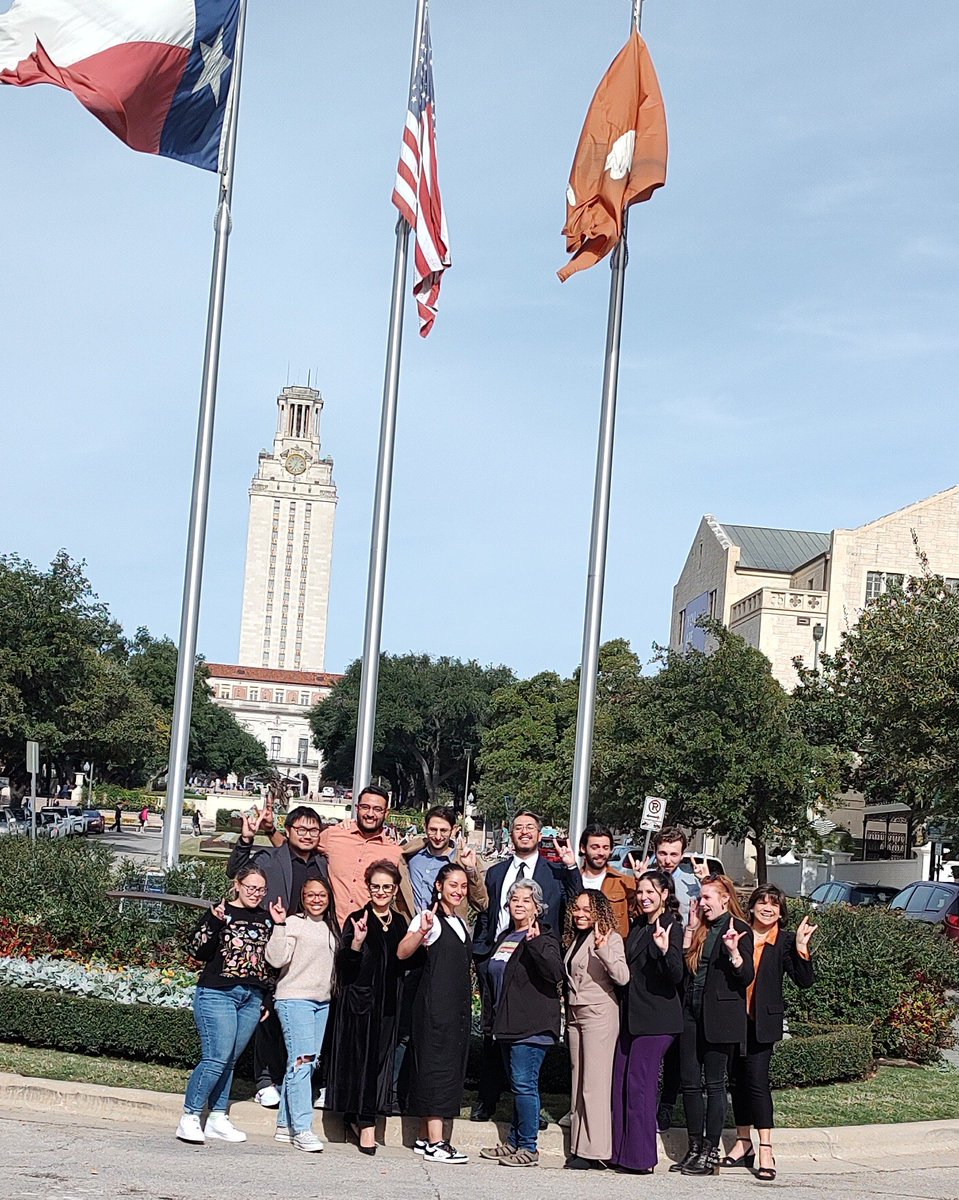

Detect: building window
[886,573,904,590]
[249,688,259,702]
[297,737,309,766]
[218,685,230,699]
[708,589,717,618]
[269,735,281,760]
[299,691,310,705]
[275,690,285,704]
[677,610,685,644]
[865,571,883,603]
[946,578,959,593]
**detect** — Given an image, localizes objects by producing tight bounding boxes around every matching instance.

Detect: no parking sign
[640,796,666,832]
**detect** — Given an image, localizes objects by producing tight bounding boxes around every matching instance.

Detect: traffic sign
[26,740,39,775]
[640,795,666,832]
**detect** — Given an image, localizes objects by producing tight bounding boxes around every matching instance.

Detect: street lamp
[812,623,824,673]
[82,760,94,808]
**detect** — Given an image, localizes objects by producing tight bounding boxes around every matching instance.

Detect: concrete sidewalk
[2,1071,958,1163]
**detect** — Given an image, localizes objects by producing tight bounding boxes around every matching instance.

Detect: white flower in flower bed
[0,955,194,1009]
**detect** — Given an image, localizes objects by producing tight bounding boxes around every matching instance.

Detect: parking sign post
[26,740,39,844]
[638,796,666,866]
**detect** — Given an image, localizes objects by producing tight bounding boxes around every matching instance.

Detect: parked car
[888,881,959,941]
[40,806,85,836]
[80,809,105,834]
[607,844,725,878]
[539,835,566,865]
[0,807,28,836]
[807,880,901,909]
[35,810,69,839]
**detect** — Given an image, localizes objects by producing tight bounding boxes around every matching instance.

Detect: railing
[730,587,827,624]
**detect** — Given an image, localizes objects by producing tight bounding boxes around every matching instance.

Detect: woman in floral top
[176,864,275,1145]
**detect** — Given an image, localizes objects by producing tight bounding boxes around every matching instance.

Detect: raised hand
[261,796,276,834]
[626,852,651,875]
[652,918,670,954]
[796,915,818,953]
[527,918,541,941]
[211,899,227,921]
[691,855,711,881]
[421,909,435,937]
[557,839,577,868]
[459,844,478,873]
[351,912,369,948]
[722,925,746,963]
[594,926,610,950]
[687,898,702,931]
[240,807,265,841]
[269,896,287,924]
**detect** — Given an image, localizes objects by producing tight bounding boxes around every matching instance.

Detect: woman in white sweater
[266,877,338,1152]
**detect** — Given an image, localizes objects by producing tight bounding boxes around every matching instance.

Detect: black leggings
[678,1008,734,1146]
[730,1020,775,1130]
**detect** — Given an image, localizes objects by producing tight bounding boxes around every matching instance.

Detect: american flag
[392,9,450,338]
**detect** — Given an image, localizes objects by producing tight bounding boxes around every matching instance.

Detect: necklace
[373,907,393,928]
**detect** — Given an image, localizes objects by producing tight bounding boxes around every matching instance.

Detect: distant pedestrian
[138,805,149,832]
[192,810,202,837]
[113,805,122,833]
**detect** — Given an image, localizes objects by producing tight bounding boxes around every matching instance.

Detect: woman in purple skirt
[610,869,684,1174]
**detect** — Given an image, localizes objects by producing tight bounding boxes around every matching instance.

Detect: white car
[40,806,85,836]
[36,811,69,839]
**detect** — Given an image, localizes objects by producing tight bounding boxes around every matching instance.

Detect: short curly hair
[563,889,617,946]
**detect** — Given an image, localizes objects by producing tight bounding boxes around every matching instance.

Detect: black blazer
[693,916,755,1045]
[750,927,814,1044]
[623,914,685,1037]
[472,855,582,958]
[482,925,564,1042]
[227,839,330,911]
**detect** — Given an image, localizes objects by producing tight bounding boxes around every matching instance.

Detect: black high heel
[720,1140,755,1168]
[754,1143,776,1181]
[347,1122,377,1156]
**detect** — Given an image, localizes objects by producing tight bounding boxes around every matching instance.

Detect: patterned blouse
[190,904,275,992]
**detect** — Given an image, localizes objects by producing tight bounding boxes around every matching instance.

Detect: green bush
[785,901,959,1061]
[215,808,241,832]
[770,1024,874,1088]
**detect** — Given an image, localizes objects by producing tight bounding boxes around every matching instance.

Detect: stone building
[671,484,959,688]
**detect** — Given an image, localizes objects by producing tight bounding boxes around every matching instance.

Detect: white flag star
[192,28,231,105]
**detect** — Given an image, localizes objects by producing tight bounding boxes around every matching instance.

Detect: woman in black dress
[398,863,472,1164]
[325,859,405,1154]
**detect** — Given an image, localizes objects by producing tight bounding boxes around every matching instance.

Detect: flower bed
[0,955,193,1009]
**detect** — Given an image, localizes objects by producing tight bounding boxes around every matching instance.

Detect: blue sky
[2,1,957,680]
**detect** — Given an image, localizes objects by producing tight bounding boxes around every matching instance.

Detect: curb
[3,1072,959,1162]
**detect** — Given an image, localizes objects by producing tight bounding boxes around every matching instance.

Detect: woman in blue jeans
[266,877,339,1152]
[479,878,564,1168]
[177,864,274,1144]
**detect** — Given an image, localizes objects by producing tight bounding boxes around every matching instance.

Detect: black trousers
[730,1020,775,1130]
[678,1007,734,1146]
[253,1005,286,1091]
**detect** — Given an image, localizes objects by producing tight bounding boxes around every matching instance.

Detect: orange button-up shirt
[317,822,403,922]
[747,923,810,1017]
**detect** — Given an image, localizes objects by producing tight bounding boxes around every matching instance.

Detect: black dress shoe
[470,1104,494,1122]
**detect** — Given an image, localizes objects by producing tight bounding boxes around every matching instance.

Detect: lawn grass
[0,1042,955,1127]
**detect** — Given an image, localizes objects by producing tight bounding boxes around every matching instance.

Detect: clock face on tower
[285,452,307,476]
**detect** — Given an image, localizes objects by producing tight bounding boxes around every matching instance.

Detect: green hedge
[770,1024,873,1088]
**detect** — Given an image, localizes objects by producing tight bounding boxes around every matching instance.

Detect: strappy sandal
[754,1142,777,1181]
[720,1139,755,1168]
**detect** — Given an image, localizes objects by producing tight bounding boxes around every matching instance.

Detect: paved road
[1,1109,958,1200]
[98,825,189,864]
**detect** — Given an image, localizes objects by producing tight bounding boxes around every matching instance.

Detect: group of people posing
[177,794,816,1176]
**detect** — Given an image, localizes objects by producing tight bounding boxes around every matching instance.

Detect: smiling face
[637,878,667,921]
[571,894,596,931]
[368,870,397,911]
[655,839,684,874]
[356,791,388,835]
[508,886,538,929]
[235,871,267,908]
[426,816,454,854]
[751,893,783,929]
[510,815,541,855]
[437,868,468,912]
[286,815,321,856]
[301,879,331,920]
[700,881,731,922]
[583,834,612,872]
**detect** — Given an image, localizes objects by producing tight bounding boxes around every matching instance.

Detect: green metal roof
[720,523,830,573]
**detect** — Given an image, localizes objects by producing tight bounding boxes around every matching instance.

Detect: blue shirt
[671,864,701,925]
[407,845,454,911]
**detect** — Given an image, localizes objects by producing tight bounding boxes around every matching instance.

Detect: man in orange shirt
[578,822,637,938]
[316,784,405,922]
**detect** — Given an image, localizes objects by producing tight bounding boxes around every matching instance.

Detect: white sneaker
[204,1113,246,1142]
[254,1086,281,1108]
[275,1127,293,1143]
[313,1087,327,1109]
[293,1130,325,1153]
[413,1138,427,1154]
[424,1140,468,1164]
[176,1113,205,1144]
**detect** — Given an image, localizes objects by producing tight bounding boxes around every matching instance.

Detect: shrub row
[770,1023,874,1088]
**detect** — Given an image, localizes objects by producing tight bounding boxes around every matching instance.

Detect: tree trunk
[754,836,768,885]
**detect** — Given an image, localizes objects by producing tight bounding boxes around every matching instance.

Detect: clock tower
[238,384,337,672]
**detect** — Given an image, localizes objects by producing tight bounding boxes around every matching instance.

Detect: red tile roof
[205,663,343,687]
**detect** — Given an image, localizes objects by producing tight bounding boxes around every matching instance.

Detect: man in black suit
[470,809,582,1121]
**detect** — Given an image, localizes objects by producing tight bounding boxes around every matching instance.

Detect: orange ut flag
[558,31,668,282]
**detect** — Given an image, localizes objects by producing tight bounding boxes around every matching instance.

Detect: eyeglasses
[369,883,396,893]
[288,825,321,836]
[357,804,386,815]
[239,884,267,895]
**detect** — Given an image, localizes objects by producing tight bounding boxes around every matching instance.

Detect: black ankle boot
[682,1140,720,1176]
[669,1138,702,1173]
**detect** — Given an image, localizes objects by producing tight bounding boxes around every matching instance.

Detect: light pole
[83,760,94,809]
[812,622,824,673]
[462,746,473,814]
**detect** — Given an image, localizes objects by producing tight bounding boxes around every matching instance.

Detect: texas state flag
[0,0,240,170]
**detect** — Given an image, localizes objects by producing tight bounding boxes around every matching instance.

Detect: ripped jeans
[275,998,330,1134]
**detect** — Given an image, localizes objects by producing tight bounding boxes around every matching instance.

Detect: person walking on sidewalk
[176,864,275,1145]
[398,863,473,1165]
[266,877,338,1153]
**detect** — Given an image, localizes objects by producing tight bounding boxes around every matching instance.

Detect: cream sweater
[265,915,337,1001]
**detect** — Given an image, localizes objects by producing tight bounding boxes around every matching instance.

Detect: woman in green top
[671,874,753,1178]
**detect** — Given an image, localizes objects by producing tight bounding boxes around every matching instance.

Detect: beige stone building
[671,485,959,688]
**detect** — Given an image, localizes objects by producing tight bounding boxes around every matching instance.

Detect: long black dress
[325,904,405,1121]
[407,911,472,1118]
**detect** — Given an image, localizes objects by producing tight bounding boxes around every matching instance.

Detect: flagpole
[351,0,429,809]
[567,0,643,853]
[160,0,249,870]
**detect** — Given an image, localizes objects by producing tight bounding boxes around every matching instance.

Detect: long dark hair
[300,875,340,935]
[562,890,616,947]
[430,862,468,913]
[636,869,680,921]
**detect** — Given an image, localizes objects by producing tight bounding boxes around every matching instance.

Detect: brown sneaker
[480,1142,518,1160]
[500,1148,539,1167]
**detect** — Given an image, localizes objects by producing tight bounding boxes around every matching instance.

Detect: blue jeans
[500,1042,548,1152]
[276,998,330,1134]
[184,984,263,1115]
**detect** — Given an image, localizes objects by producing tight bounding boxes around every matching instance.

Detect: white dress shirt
[495,852,539,936]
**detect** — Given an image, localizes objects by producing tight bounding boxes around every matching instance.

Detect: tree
[310,654,515,806]
[794,562,959,833]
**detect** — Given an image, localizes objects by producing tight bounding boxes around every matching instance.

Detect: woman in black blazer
[610,869,684,1175]
[723,885,816,1181]
[673,874,754,1177]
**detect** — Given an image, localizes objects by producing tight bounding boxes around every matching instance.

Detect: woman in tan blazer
[563,890,629,1169]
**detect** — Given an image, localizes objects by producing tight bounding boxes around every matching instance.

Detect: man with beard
[317,784,406,919]
[578,822,637,938]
